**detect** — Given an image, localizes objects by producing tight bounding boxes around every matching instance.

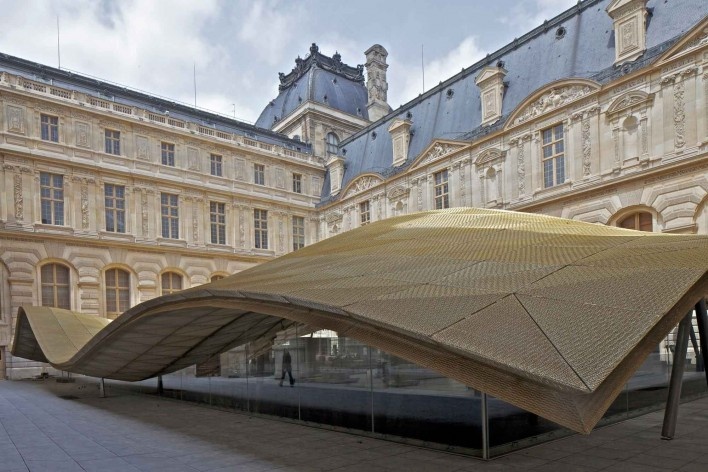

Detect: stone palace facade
[1,0,708,378]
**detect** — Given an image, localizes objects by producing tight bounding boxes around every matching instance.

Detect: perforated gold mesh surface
[11,208,708,434]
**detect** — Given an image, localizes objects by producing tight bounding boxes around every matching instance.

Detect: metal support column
[481,392,489,460]
[157,375,164,395]
[695,299,708,386]
[661,312,692,440]
[99,378,106,398]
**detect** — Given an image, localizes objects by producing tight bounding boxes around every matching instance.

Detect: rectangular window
[105,129,120,155]
[104,184,126,233]
[40,114,59,142]
[360,200,371,226]
[210,201,226,245]
[161,142,175,167]
[105,268,130,315]
[542,124,565,188]
[210,154,223,177]
[434,170,449,210]
[160,192,179,239]
[292,173,302,194]
[40,172,64,225]
[254,209,268,249]
[292,216,305,251]
[254,164,265,186]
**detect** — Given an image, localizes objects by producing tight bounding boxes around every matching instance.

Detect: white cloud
[389,36,486,109]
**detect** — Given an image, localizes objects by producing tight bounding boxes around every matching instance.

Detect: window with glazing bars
[292,173,302,193]
[210,201,226,244]
[161,272,182,295]
[40,172,64,225]
[326,132,339,154]
[254,209,268,249]
[40,114,59,142]
[360,201,371,225]
[292,216,305,251]
[105,130,120,155]
[104,184,126,233]
[41,263,70,309]
[542,124,565,188]
[254,164,265,185]
[160,193,179,239]
[105,268,130,315]
[161,142,175,166]
[210,154,223,176]
[434,170,449,209]
[618,212,653,232]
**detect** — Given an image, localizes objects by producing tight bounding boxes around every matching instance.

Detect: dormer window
[475,66,507,127]
[606,0,648,65]
[326,132,339,154]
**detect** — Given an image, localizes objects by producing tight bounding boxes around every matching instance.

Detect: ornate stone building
[0,57,327,378]
[315,0,708,249]
[1,0,708,381]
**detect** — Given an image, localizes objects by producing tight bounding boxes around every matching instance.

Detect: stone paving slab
[1,379,708,471]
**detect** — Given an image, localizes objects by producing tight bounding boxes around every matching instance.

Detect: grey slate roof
[0,53,310,153]
[320,0,708,204]
[255,44,369,129]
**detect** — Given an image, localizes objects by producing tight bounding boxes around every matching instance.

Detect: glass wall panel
[298,331,372,433]
[248,325,299,420]
[371,350,482,454]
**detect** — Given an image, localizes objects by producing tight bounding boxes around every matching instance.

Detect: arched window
[210,274,225,282]
[326,132,339,155]
[41,263,70,309]
[618,212,653,232]
[161,272,183,295]
[105,268,130,316]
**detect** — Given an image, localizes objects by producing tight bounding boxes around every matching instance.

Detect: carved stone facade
[607,0,648,65]
[0,70,323,379]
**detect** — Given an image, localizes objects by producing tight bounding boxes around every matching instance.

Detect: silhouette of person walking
[279,349,294,387]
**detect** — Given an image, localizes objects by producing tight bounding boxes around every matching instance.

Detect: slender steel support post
[689,324,700,371]
[157,375,164,395]
[661,312,692,440]
[481,392,489,460]
[99,378,106,398]
[695,299,708,385]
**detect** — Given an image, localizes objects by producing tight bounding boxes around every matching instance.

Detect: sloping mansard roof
[255,43,370,128]
[320,0,708,203]
[0,53,309,152]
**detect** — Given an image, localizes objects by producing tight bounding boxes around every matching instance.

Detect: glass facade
[103,309,707,459]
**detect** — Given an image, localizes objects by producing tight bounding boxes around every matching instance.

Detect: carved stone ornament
[343,175,383,198]
[418,142,463,166]
[386,186,410,202]
[674,78,686,149]
[81,184,89,230]
[606,91,653,116]
[141,190,149,237]
[514,85,594,125]
[325,211,343,224]
[136,136,150,161]
[187,147,200,171]
[234,158,246,181]
[675,27,708,56]
[516,138,527,196]
[582,117,592,176]
[475,148,506,166]
[14,173,23,220]
[6,105,25,134]
[76,122,90,148]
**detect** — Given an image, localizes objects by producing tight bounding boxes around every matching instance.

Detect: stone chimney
[365,44,390,122]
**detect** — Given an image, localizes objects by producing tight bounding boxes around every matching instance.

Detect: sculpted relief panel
[513,85,595,126]
[6,105,25,134]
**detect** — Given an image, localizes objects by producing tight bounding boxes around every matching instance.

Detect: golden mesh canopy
[12,208,708,433]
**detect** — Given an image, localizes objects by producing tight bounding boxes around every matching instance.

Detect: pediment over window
[606,91,654,116]
[341,173,383,199]
[506,79,600,129]
[656,18,708,64]
[474,148,506,166]
[386,185,410,201]
[410,140,468,169]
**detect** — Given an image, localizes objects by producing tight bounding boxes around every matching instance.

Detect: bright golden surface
[12,208,708,433]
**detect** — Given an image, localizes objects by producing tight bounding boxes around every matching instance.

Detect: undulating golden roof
[12,208,708,433]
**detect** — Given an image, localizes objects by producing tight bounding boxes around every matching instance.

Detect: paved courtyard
[1,379,708,471]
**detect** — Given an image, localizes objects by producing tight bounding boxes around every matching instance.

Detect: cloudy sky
[0,0,576,124]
